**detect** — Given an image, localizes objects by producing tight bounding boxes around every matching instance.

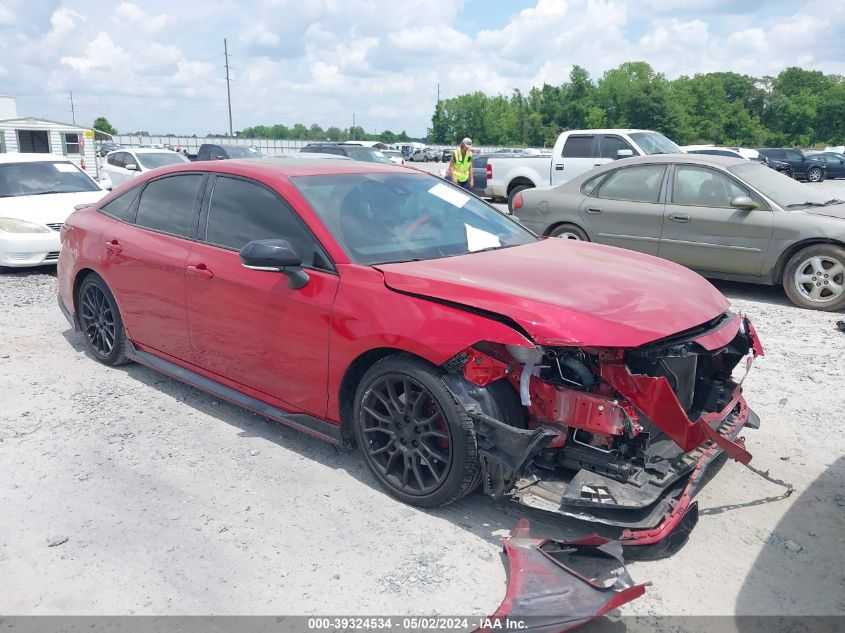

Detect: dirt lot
[1,180,843,620]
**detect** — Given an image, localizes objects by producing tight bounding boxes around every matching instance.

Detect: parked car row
[512,153,845,311]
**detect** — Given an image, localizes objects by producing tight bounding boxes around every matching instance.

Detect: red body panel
[185,241,339,417]
[377,238,730,348]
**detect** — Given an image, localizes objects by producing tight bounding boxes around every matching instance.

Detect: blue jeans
[456,179,471,190]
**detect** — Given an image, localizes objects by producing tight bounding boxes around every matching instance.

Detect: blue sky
[0,0,843,137]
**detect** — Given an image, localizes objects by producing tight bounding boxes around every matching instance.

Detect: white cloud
[2,0,845,136]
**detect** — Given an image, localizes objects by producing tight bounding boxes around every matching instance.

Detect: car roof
[112,147,179,154]
[147,157,404,178]
[594,153,747,168]
[0,153,74,164]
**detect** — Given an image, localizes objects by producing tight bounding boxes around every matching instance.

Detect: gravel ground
[0,178,843,621]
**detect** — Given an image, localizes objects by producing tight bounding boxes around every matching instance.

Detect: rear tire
[353,354,480,508]
[806,166,824,183]
[76,274,129,365]
[549,223,589,241]
[507,184,532,212]
[782,244,845,311]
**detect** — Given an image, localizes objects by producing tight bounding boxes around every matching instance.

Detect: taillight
[486,164,492,179]
[512,192,524,211]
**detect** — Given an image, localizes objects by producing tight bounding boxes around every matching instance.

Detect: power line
[224,38,233,136]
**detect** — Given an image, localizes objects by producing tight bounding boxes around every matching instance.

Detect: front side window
[205,176,327,269]
[135,174,203,237]
[673,166,748,208]
[292,172,536,265]
[0,161,100,197]
[561,135,595,158]
[62,133,81,155]
[107,152,124,167]
[595,165,666,203]
[599,136,634,159]
[628,132,681,155]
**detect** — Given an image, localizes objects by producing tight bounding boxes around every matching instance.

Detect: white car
[100,147,189,189]
[382,149,405,165]
[0,154,106,269]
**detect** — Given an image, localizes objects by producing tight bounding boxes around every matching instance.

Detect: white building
[0,96,100,178]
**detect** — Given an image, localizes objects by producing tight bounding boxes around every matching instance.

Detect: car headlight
[0,218,51,233]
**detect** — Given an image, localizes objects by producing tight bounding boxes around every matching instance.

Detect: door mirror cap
[730,195,759,211]
[125,163,139,171]
[617,149,634,159]
[239,239,310,289]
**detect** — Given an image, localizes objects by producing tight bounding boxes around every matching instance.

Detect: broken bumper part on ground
[479,519,648,633]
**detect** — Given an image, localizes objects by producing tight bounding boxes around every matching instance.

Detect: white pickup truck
[486,129,682,209]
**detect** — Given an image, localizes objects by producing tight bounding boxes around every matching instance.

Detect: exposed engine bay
[443,311,765,558]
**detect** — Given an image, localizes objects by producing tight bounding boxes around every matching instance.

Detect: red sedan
[57,158,763,557]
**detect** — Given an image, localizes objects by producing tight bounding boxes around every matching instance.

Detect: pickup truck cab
[487,129,681,210]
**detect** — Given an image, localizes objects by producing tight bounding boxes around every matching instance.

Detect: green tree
[93,116,117,135]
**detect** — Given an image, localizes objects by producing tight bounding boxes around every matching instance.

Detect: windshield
[347,148,393,164]
[729,162,835,208]
[292,172,536,265]
[135,152,188,169]
[225,146,262,158]
[0,161,100,198]
[629,132,681,155]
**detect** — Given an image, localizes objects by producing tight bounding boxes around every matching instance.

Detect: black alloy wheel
[360,374,452,496]
[77,275,128,365]
[353,354,480,507]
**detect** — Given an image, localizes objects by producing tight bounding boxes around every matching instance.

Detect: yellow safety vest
[452,148,472,182]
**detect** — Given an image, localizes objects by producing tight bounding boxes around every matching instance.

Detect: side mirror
[239,239,310,289]
[730,195,759,211]
[125,163,138,171]
[617,149,634,159]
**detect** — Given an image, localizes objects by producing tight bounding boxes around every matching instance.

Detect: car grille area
[46,223,64,232]
[44,251,60,261]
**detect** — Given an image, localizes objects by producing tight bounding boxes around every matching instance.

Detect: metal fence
[110,135,511,156]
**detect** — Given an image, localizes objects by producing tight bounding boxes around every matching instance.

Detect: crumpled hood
[376,239,729,348]
[0,190,106,226]
[800,202,845,220]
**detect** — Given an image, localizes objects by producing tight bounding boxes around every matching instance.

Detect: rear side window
[205,176,328,269]
[135,174,204,237]
[561,136,595,158]
[100,186,141,220]
[596,165,666,203]
[599,136,634,159]
[581,172,609,195]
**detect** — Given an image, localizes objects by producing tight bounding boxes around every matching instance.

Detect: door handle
[186,264,214,279]
[555,164,564,171]
[593,163,601,167]
[104,240,123,254]
[669,212,691,223]
[586,207,602,214]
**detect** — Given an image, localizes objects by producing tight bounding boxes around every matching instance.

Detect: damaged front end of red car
[443,312,764,559]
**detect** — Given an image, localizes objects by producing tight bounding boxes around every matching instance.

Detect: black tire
[548,223,590,241]
[76,274,130,365]
[806,166,824,183]
[507,184,532,212]
[353,354,480,508]
[782,244,845,311]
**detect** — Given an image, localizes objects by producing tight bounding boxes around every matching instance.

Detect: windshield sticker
[466,224,501,252]
[54,163,79,173]
[428,182,470,208]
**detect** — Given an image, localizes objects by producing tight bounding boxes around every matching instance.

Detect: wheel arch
[338,347,434,442]
[72,267,100,313]
[507,177,536,196]
[543,220,590,238]
[773,238,845,283]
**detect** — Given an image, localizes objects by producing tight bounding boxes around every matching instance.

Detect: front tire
[782,244,845,311]
[806,166,823,183]
[77,274,129,365]
[353,354,480,508]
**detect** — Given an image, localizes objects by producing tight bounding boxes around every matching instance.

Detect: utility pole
[68,91,76,125]
[437,82,440,103]
[351,113,356,140]
[224,38,233,136]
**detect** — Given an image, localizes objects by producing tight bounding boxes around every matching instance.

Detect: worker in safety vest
[448,137,474,191]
